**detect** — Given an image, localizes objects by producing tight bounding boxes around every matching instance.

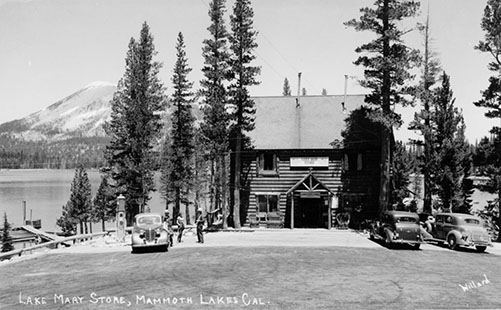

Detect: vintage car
[370,211,422,249]
[424,213,492,252]
[131,213,169,253]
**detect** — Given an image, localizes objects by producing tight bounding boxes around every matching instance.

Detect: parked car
[131,213,169,253]
[424,213,492,252]
[370,211,422,249]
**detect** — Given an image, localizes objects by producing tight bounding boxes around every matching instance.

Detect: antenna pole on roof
[343,74,348,110]
[296,72,302,108]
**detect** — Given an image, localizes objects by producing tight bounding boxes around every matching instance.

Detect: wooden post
[291,194,294,229]
[328,194,332,230]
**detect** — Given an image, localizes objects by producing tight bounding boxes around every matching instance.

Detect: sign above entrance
[290,157,329,168]
[300,191,321,198]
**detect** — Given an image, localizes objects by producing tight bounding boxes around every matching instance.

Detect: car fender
[446,230,464,245]
[383,227,394,240]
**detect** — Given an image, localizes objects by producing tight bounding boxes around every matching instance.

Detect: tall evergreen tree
[409,12,441,214]
[1,212,14,253]
[282,78,291,96]
[391,141,416,206]
[345,0,420,214]
[104,22,165,224]
[431,73,472,212]
[474,0,501,240]
[65,165,93,234]
[200,0,232,228]
[160,32,196,223]
[228,0,260,228]
[92,176,116,232]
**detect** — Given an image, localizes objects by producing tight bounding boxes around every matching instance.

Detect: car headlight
[394,232,399,239]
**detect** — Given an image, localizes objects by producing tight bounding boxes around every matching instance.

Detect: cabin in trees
[239,95,381,229]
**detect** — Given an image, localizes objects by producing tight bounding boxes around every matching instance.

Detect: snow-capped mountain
[0,82,117,141]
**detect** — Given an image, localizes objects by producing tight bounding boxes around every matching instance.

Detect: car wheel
[476,246,487,253]
[447,235,457,250]
[412,243,421,250]
[385,233,394,249]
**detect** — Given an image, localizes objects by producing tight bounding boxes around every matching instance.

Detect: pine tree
[200,0,232,228]
[391,141,416,206]
[65,165,93,234]
[409,12,441,214]
[1,212,14,253]
[345,0,420,214]
[92,176,116,232]
[228,0,260,228]
[160,32,196,223]
[104,22,165,225]
[431,73,472,212]
[301,87,307,96]
[322,88,328,96]
[474,0,501,240]
[56,203,77,236]
[282,78,291,96]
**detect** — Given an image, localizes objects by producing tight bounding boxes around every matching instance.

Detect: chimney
[296,72,302,108]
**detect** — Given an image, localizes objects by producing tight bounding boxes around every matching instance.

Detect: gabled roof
[249,94,366,150]
[285,171,334,195]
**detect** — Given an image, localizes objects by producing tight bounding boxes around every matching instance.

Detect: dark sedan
[370,211,422,249]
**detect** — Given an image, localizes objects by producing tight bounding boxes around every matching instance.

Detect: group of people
[162,208,205,246]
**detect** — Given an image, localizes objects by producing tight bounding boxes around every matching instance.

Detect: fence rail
[0,231,110,261]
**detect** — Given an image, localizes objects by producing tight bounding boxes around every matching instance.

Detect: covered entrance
[285,172,335,229]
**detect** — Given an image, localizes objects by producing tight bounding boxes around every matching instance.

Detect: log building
[239,94,380,229]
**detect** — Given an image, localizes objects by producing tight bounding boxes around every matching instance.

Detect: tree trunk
[233,132,242,228]
[185,188,190,226]
[221,153,229,229]
[175,188,180,223]
[379,128,391,213]
[497,176,501,242]
[102,219,106,232]
[79,221,84,234]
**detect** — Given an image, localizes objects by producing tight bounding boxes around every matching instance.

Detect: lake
[0,169,164,232]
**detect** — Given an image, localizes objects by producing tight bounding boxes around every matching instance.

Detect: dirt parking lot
[1,229,501,310]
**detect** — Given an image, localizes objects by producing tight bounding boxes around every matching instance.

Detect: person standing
[163,210,174,247]
[176,212,185,243]
[196,208,204,244]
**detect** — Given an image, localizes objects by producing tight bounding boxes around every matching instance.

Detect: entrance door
[298,198,325,228]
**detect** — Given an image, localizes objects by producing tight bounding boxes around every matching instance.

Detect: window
[464,219,480,226]
[257,194,279,213]
[258,153,277,175]
[343,153,363,171]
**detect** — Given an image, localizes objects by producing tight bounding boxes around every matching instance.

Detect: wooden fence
[0,231,110,261]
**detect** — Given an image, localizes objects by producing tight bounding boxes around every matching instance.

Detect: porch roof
[285,171,334,195]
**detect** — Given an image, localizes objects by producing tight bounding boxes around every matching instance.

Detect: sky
[0,0,497,143]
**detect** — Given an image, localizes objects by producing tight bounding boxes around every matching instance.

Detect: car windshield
[396,216,416,223]
[137,215,161,225]
[462,218,481,226]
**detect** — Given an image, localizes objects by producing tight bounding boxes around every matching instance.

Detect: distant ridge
[0,82,117,141]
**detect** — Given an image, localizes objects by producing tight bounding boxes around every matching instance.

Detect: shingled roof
[248,94,366,149]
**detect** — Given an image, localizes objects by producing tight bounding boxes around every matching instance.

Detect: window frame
[257,152,278,176]
[255,193,280,214]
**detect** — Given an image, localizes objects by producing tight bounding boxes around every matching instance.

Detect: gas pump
[116,194,126,242]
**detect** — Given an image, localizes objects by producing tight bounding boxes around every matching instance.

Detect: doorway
[297,198,326,228]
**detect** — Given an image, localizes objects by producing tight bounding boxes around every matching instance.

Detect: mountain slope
[0,82,116,141]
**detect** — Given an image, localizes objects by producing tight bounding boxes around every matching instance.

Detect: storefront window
[257,194,279,213]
